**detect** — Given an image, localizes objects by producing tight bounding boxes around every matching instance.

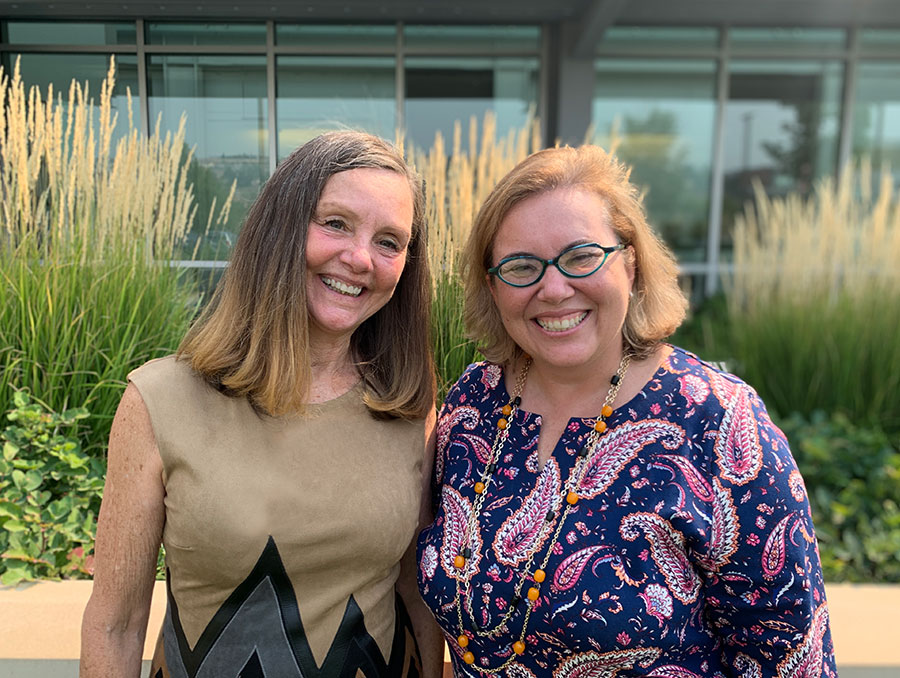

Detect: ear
[624,245,636,289]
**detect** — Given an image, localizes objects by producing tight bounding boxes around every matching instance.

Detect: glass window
[599,27,719,52]
[403,25,540,52]
[276,56,396,160]
[592,59,717,262]
[721,60,843,251]
[145,22,266,46]
[148,55,268,258]
[276,24,396,49]
[852,62,900,173]
[860,29,900,56]
[404,57,539,151]
[4,21,136,45]
[6,53,139,145]
[730,28,846,54]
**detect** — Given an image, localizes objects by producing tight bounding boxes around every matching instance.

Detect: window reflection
[148,55,268,259]
[722,60,843,252]
[853,62,900,174]
[593,59,716,262]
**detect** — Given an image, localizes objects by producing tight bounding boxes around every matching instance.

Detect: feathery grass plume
[0,56,233,454]
[409,112,542,398]
[727,159,900,430]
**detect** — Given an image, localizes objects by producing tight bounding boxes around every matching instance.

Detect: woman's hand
[80,384,166,677]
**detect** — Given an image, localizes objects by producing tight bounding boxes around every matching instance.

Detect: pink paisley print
[553,545,611,591]
[620,513,701,603]
[439,486,482,579]
[705,367,740,407]
[505,665,537,678]
[553,648,662,678]
[580,420,685,499]
[776,603,829,678]
[493,458,561,566]
[458,432,494,464]
[789,470,807,502]
[715,388,763,486]
[647,666,703,678]
[639,583,674,626]
[734,653,763,678]
[420,544,438,580]
[695,478,740,571]
[678,374,710,406]
[437,405,482,483]
[481,363,502,390]
[653,454,714,502]
[762,512,797,579]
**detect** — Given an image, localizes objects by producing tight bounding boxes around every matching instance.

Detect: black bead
[510,595,521,607]
[463,548,472,558]
[578,446,590,458]
[611,374,621,385]
[472,619,480,631]
[545,510,555,522]
[513,396,521,406]
[486,463,496,474]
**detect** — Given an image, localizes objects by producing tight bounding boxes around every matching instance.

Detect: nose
[341,240,374,273]
[535,264,575,303]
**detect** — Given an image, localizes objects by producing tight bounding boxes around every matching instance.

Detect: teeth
[536,312,587,332]
[322,276,363,297]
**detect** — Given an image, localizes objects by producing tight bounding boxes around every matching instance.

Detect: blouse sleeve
[696,382,837,677]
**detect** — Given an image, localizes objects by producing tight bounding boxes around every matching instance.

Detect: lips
[321,275,364,297]
[535,311,587,332]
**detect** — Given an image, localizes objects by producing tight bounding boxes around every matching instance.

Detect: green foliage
[0,391,104,585]
[432,270,481,402]
[781,412,900,583]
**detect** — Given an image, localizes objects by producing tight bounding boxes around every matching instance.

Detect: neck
[308,336,357,394]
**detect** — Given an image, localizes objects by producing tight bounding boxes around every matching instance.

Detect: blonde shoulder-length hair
[463,144,687,364]
[178,131,435,420]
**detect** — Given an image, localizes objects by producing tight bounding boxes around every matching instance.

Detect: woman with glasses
[417,145,835,677]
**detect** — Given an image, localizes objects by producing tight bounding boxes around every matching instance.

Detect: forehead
[492,187,616,257]
[317,167,414,223]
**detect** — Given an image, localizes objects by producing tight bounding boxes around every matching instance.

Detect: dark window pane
[4,21,136,45]
[145,22,266,46]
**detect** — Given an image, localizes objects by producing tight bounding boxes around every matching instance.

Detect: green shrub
[0,391,103,585]
[781,411,900,583]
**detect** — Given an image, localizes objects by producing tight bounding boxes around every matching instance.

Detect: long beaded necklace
[451,353,632,673]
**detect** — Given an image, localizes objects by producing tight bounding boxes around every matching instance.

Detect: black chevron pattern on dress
[160,535,420,678]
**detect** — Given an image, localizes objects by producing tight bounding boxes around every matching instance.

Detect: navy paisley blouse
[417,346,836,678]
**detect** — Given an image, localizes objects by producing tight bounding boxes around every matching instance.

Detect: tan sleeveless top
[129,356,426,678]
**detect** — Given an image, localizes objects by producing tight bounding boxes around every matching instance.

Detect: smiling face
[488,187,634,373]
[305,167,414,353]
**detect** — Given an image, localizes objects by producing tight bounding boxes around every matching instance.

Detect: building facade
[2,0,898,294]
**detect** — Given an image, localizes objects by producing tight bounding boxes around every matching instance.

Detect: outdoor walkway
[0,581,898,677]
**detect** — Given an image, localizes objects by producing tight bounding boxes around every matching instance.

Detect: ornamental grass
[0,57,231,455]
[727,160,900,431]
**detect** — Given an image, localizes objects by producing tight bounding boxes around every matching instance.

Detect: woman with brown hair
[417,145,835,677]
[81,131,443,678]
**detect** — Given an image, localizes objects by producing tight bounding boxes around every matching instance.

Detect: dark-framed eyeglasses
[488,242,626,287]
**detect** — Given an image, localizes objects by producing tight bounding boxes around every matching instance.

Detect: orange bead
[533,568,546,583]
[498,418,508,430]
[527,586,540,601]
[502,404,512,416]
[513,640,526,655]
[463,651,475,665]
[601,404,613,418]
[454,555,466,569]
[458,634,469,648]
[474,482,485,495]
[594,420,607,433]
[566,491,579,505]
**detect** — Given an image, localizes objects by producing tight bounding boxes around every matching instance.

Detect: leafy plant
[781,411,900,582]
[0,391,104,585]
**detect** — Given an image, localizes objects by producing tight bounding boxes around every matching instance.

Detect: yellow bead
[463,651,475,665]
[601,404,613,418]
[502,404,512,416]
[474,482,485,495]
[513,640,526,655]
[533,568,546,583]
[566,491,579,505]
[498,418,508,430]
[458,634,469,648]
[527,586,540,601]
[594,420,607,433]
[454,555,466,569]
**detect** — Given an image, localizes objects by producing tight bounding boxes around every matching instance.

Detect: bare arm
[396,408,446,678]
[80,383,166,678]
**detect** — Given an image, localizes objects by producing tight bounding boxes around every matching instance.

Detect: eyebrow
[498,238,593,259]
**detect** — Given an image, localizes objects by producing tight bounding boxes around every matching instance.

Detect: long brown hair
[464,145,687,364]
[178,131,434,420]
